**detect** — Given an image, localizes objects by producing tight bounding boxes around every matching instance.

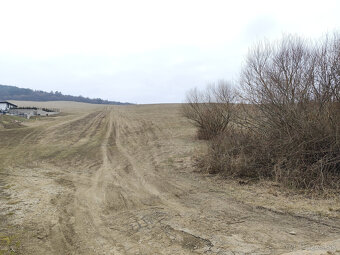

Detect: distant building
[0,101,17,112]
[8,107,60,119]
[0,102,59,118]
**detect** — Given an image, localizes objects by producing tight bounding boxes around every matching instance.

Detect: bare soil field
[0,102,339,254]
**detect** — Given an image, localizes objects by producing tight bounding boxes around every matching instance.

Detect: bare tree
[182,80,236,139]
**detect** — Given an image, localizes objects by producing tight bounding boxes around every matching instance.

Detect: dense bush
[184,33,340,191]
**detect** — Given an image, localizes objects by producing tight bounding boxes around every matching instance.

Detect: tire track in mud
[51,109,210,255]
[53,109,125,254]
[9,109,114,254]
[66,109,163,254]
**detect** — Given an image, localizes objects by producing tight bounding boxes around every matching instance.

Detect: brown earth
[0,102,339,255]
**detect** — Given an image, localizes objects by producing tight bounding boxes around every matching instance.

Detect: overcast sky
[0,0,339,104]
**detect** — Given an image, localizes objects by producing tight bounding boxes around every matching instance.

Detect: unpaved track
[1,104,339,255]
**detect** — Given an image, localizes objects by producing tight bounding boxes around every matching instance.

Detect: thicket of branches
[182,81,236,139]
[183,33,340,191]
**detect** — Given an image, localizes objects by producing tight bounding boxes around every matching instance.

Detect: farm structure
[0,101,17,112]
[0,101,60,118]
[8,107,60,119]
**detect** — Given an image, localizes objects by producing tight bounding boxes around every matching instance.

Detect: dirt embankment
[0,103,339,254]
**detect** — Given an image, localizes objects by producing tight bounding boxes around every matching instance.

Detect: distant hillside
[0,84,131,105]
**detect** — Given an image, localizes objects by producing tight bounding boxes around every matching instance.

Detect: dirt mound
[0,115,25,129]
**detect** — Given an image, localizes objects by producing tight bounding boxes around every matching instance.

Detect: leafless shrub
[182,80,236,140]
[239,33,340,190]
[199,129,269,177]
[186,33,340,192]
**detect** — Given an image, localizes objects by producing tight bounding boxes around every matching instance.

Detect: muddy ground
[0,103,339,254]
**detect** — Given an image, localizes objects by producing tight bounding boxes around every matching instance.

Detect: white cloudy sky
[0,0,339,103]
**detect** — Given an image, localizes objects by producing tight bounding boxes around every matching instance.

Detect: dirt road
[0,104,339,254]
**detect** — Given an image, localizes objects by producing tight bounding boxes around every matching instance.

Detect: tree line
[0,85,131,105]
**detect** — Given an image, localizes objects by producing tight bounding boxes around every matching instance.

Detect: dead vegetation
[184,33,340,192]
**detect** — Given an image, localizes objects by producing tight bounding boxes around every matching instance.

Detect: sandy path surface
[0,104,339,254]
